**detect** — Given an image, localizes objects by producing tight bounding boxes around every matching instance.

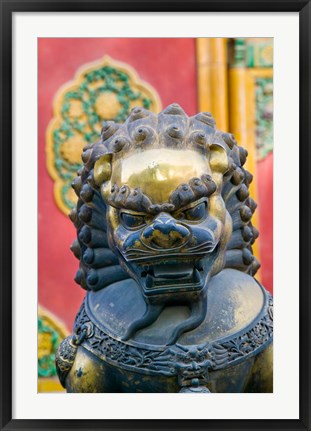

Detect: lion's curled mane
[69,104,260,293]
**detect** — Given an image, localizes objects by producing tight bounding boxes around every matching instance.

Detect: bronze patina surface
[56,104,273,393]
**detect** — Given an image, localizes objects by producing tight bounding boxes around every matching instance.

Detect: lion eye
[184,202,207,221]
[121,213,146,229]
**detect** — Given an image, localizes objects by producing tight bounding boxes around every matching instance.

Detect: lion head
[70,104,260,343]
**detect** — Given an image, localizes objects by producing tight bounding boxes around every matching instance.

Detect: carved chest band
[71,290,273,383]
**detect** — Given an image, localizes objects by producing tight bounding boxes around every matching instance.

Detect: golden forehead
[111,148,210,203]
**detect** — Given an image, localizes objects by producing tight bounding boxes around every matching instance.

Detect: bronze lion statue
[56,104,273,393]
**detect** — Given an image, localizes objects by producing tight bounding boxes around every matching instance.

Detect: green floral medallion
[47,57,161,215]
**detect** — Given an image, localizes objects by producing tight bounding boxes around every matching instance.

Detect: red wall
[38,38,198,330]
[257,153,273,291]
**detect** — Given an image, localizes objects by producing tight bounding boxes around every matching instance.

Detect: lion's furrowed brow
[106,176,216,214]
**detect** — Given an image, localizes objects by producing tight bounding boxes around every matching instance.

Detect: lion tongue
[153,263,193,280]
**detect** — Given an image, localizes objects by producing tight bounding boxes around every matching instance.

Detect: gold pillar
[229,68,257,194]
[197,38,272,277]
[229,67,272,268]
[196,38,229,131]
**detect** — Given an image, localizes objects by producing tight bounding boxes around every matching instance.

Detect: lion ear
[94,154,112,186]
[209,144,229,174]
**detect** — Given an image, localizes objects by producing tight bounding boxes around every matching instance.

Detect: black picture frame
[1,1,310,430]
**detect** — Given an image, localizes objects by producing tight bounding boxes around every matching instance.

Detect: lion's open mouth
[138,260,205,295]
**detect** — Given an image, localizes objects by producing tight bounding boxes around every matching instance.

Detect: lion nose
[141,213,191,250]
